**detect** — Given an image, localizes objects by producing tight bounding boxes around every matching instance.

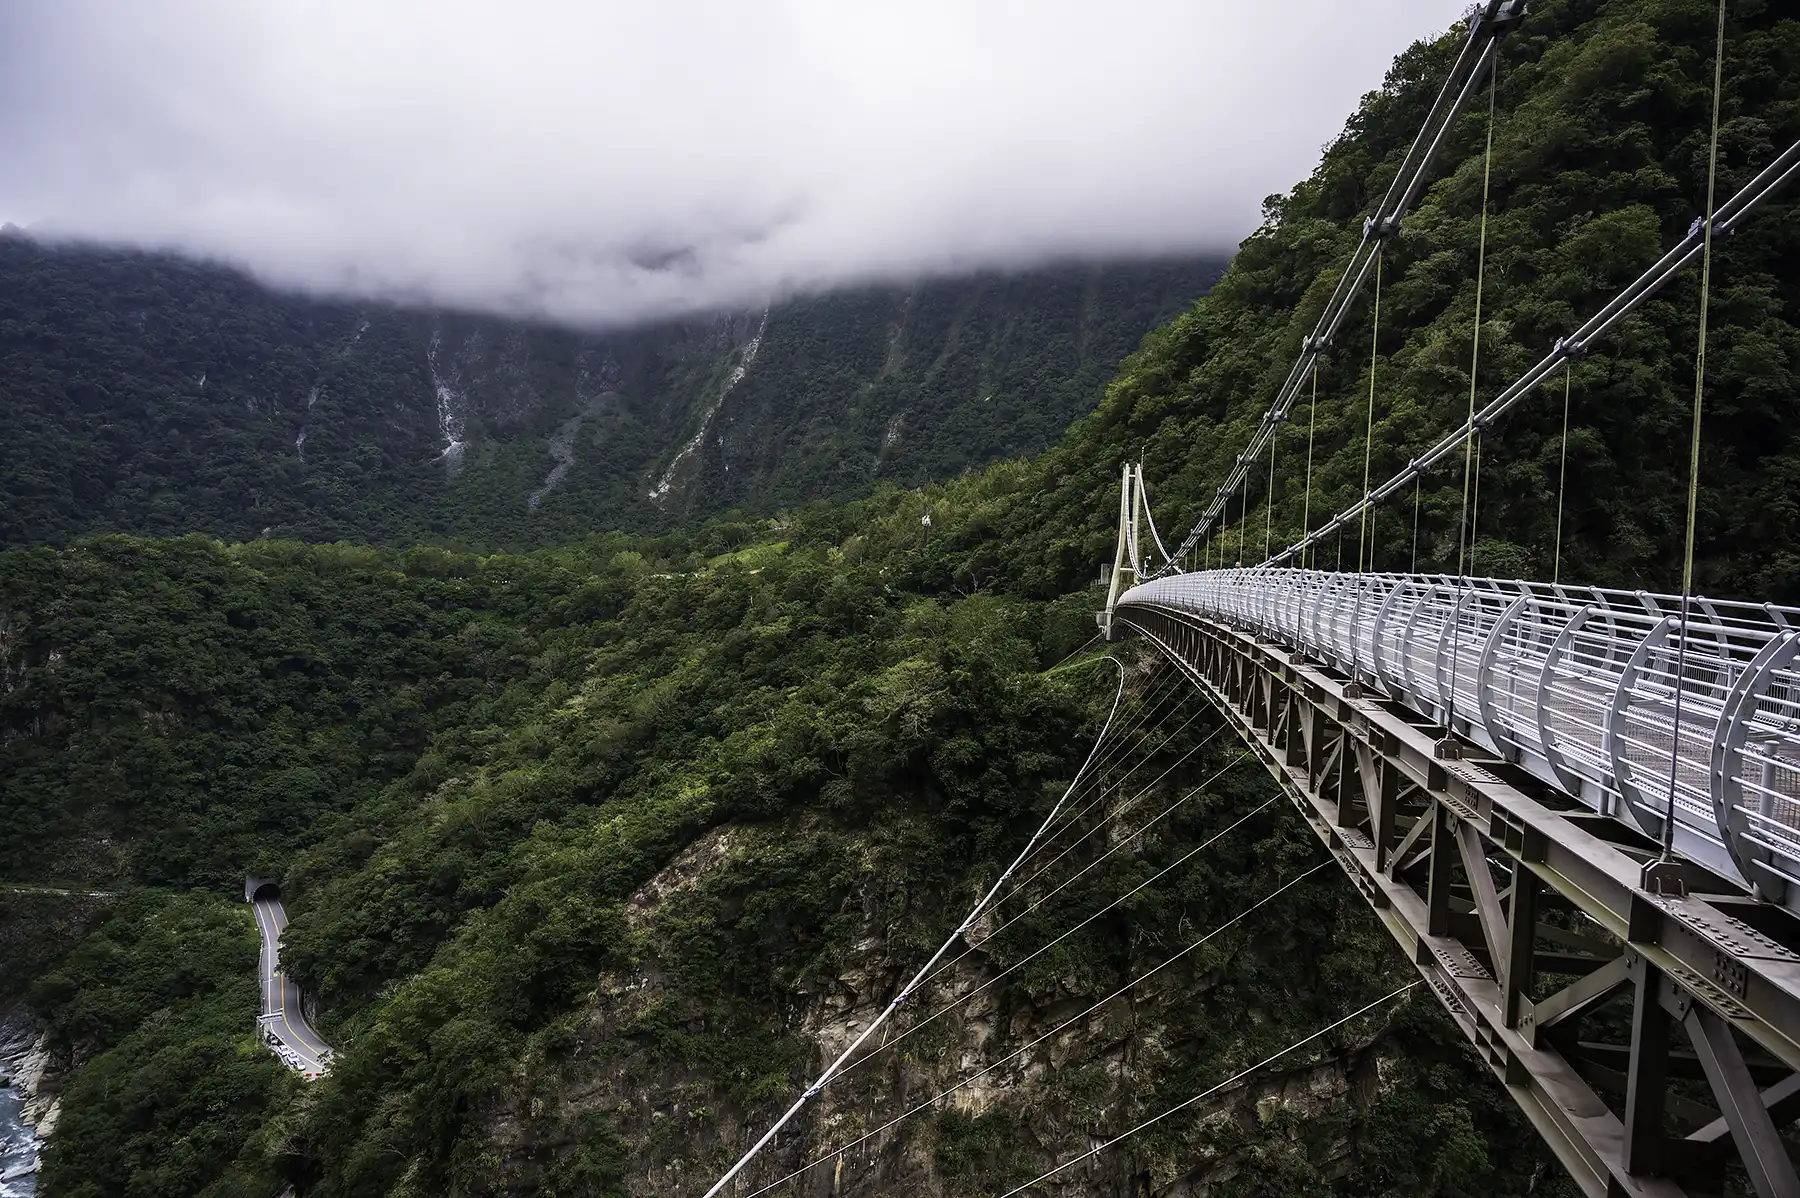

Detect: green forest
[2,0,1798,1194]
[0,241,1219,551]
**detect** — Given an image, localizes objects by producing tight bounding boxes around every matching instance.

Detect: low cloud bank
[0,1,1457,326]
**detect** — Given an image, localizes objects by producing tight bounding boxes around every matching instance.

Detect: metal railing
[1118,569,1800,909]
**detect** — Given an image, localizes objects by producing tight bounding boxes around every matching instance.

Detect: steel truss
[1119,601,1800,1197]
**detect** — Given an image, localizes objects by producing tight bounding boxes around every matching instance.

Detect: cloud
[0,0,1459,327]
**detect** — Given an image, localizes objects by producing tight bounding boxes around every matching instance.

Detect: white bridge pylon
[1100,460,1175,642]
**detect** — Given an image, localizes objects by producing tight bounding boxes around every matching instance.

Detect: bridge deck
[1120,568,1800,914]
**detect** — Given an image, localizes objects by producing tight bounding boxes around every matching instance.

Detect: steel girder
[1118,601,1800,1198]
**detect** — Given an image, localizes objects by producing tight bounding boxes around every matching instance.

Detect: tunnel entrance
[252,881,281,902]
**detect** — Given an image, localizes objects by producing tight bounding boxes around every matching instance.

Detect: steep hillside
[1,533,1562,1198]
[6,1,1800,1197]
[892,0,1800,607]
[0,236,1221,549]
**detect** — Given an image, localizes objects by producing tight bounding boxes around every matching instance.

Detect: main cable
[1155,3,1523,574]
[996,981,1422,1196]
[1261,132,1800,570]
[697,658,1128,1198]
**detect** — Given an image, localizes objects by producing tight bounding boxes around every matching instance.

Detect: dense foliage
[4,528,1562,1196]
[7,0,1800,1194]
[30,892,291,1198]
[884,0,1800,605]
[0,238,1219,550]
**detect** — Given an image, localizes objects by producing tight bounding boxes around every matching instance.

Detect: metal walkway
[1112,568,1800,1198]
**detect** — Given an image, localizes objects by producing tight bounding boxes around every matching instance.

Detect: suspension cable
[1238,477,1249,566]
[1303,363,1320,569]
[1265,420,1277,561]
[1661,0,1729,865]
[698,659,1128,1198]
[1552,361,1572,585]
[1360,247,1383,572]
[1411,470,1423,572]
[737,860,1333,1198]
[1155,3,1523,574]
[1470,430,1483,575]
[996,981,1422,1197]
[1457,62,1499,580]
[1441,58,1500,741]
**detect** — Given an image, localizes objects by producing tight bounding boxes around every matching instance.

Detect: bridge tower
[1099,462,1148,641]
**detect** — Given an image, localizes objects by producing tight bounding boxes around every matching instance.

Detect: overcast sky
[0,1,1459,328]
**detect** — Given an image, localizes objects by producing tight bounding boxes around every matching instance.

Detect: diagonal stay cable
[1024,670,1198,852]
[737,858,1332,1197]
[982,755,1256,947]
[1044,631,1103,673]
[898,735,1246,1025]
[828,790,1279,1093]
[896,695,1222,1007]
[1003,719,1230,902]
[1026,665,1190,843]
[1026,666,1208,847]
[996,980,1422,1196]
[1017,681,1210,873]
[697,658,1128,1198]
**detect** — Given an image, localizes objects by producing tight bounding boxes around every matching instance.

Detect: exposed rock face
[481,818,1436,1196]
[1,1006,58,1167]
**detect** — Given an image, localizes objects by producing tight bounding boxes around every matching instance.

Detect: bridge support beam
[1118,603,1800,1198]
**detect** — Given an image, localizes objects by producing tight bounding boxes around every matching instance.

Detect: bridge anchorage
[1103,559,1800,1197]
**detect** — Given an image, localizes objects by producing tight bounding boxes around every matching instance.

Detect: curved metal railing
[1118,568,1800,909]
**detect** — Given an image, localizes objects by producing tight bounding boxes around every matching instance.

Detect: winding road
[249,892,331,1078]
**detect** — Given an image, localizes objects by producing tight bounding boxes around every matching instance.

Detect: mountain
[6,1,1799,1197]
[0,234,1222,549]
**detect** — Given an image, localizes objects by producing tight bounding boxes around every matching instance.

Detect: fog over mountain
[0,0,1457,327]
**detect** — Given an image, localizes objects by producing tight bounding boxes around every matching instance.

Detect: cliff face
[0,237,1222,550]
[477,805,1559,1198]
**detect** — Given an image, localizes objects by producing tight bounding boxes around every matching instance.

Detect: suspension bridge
[699,2,1800,1194]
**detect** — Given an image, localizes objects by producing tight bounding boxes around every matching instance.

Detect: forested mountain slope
[0,236,1220,549]
[903,0,1800,605]
[4,1,1799,1196]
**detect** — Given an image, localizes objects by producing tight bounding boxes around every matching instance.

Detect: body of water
[0,1016,41,1197]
